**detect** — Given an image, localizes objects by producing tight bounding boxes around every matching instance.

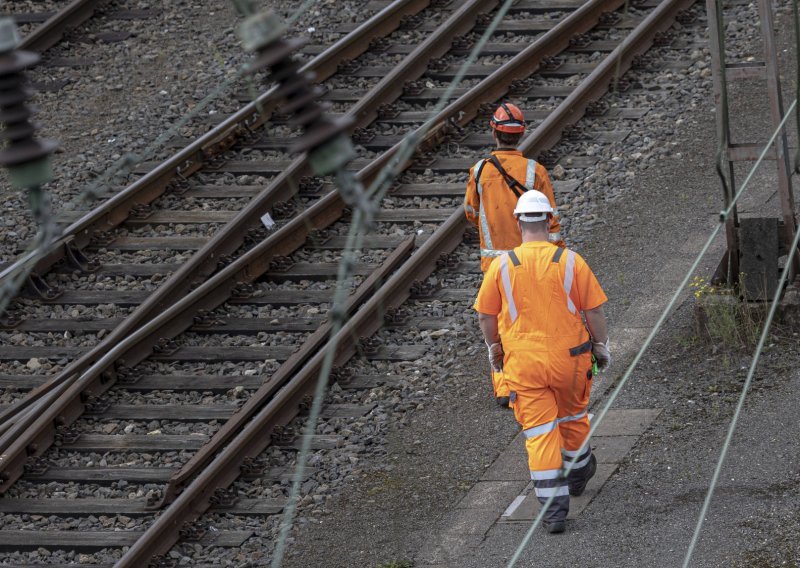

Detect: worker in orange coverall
[464,102,564,406]
[473,190,611,534]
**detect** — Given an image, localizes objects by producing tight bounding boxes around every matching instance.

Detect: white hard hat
[513,190,553,222]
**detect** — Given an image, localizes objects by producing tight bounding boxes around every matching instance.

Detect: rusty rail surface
[0,0,630,497]
[0,0,694,560]
[0,0,497,489]
[18,0,105,52]
[0,0,429,283]
[0,0,490,447]
[0,0,434,431]
[116,210,466,566]
[115,0,683,561]
[520,0,697,156]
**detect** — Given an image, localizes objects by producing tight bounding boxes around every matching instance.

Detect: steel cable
[711,0,734,284]
[0,63,250,311]
[0,188,57,319]
[794,0,800,174]
[269,1,519,565]
[681,206,800,564]
[0,0,317,309]
[505,94,797,566]
[682,2,800,562]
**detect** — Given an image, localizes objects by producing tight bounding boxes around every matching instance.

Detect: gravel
[1,0,382,262]
[3,0,789,566]
[274,1,800,566]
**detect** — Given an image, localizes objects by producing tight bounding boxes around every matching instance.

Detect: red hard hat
[490,102,525,133]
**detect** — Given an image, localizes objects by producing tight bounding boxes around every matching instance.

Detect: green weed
[690,275,767,348]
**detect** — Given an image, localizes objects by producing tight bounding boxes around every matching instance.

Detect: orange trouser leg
[511,385,569,523]
[492,369,510,398]
[551,350,594,480]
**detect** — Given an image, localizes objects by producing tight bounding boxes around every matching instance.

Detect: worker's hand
[486,341,504,373]
[591,340,611,371]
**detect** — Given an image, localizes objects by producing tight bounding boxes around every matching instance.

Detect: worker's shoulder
[470,155,490,168]
[564,248,597,271]
[484,254,504,274]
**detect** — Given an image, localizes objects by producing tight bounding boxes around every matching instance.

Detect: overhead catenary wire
[505,86,798,566]
[269,1,520,565]
[681,198,800,565]
[709,0,734,285]
[0,190,57,321]
[0,0,318,312]
[683,1,800,563]
[794,0,800,174]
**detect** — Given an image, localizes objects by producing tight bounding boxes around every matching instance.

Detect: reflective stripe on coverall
[473,242,607,523]
[464,150,563,399]
[463,150,563,273]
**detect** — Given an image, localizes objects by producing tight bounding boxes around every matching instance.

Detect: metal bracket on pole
[707,0,797,295]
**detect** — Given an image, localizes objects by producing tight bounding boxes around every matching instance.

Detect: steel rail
[0,0,428,284]
[0,0,626,496]
[116,208,466,566]
[40,0,698,561]
[18,0,105,53]
[0,0,667,555]
[0,0,498,490]
[519,0,697,156]
[114,0,651,559]
[156,0,501,504]
[0,0,490,441]
[0,0,434,431]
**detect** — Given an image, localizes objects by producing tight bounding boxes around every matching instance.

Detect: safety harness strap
[552,247,565,263]
[485,155,528,198]
[507,249,521,267]
[475,159,488,184]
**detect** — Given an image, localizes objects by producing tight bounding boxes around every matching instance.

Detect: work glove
[591,340,611,371]
[486,340,504,373]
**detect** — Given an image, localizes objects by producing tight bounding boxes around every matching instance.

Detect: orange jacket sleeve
[464,162,480,227]
[533,163,564,247]
[473,259,502,315]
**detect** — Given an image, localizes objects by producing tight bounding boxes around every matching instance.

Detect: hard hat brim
[516,212,548,222]
[491,122,525,133]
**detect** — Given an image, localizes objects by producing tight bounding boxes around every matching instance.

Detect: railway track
[0,0,706,563]
[1,0,107,53]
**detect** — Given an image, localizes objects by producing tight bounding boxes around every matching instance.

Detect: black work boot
[496,396,510,407]
[568,453,597,497]
[542,520,566,534]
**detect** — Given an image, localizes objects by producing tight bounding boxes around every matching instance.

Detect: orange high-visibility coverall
[474,241,607,523]
[464,150,563,399]
[464,150,563,273]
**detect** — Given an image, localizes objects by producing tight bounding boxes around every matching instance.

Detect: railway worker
[464,102,565,406]
[473,189,610,534]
